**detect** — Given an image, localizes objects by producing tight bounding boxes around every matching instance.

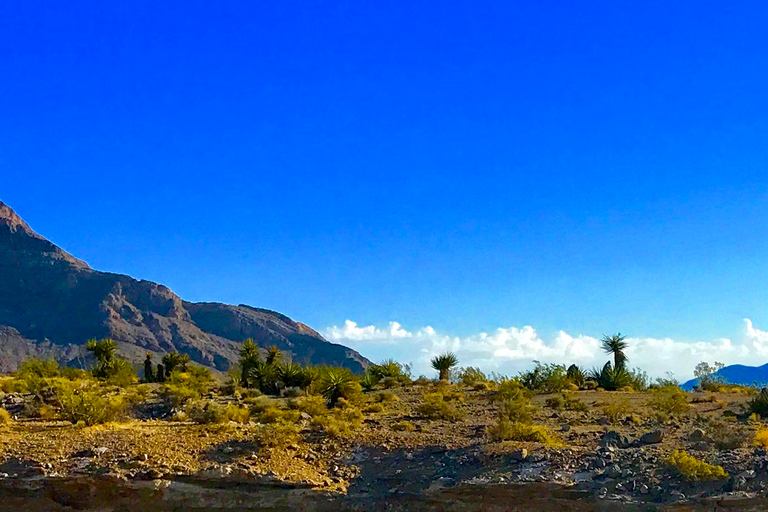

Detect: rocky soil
[3,385,768,510]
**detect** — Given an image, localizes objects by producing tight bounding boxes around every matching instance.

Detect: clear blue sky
[2,1,768,348]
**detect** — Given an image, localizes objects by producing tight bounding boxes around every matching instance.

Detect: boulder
[639,430,664,445]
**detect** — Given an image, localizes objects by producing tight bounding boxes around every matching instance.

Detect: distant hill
[681,363,768,390]
[0,200,370,374]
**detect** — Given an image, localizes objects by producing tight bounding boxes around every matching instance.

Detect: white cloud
[324,318,768,381]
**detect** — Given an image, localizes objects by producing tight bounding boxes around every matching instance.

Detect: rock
[428,477,455,491]
[604,464,621,479]
[738,470,756,480]
[639,430,664,445]
[300,412,312,421]
[510,449,528,461]
[691,441,710,451]
[689,428,706,442]
[221,446,234,454]
[527,453,547,463]
[600,430,631,449]
[560,424,571,432]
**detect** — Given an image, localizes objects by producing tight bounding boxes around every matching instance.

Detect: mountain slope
[681,363,768,390]
[0,200,369,373]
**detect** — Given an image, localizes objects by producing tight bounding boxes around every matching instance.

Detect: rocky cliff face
[0,200,369,373]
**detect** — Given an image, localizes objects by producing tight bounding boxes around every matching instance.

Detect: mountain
[681,363,768,390]
[0,200,370,374]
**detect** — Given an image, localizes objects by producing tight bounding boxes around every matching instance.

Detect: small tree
[431,352,459,381]
[694,361,726,391]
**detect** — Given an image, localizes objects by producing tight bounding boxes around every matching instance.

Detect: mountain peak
[0,200,90,269]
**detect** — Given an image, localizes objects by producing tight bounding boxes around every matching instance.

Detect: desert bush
[458,367,488,386]
[418,392,465,421]
[413,376,432,386]
[245,395,278,413]
[583,380,598,390]
[393,420,416,432]
[648,386,689,415]
[257,406,300,424]
[186,401,250,424]
[161,383,200,408]
[563,394,588,412]
[364,403,385,413]
[707,418,749,450]
[601,397,634,424]
[255,421,301,449]
[753,428,768,448]
[167,366,214,395]
[0,408,11,424]
[0,377,28,393]
[666,450,728,481]
[312,404,364,437]
[748,388,768,417]
[86,339,137,386]
[626,368,650,392]
[545,395,563,410]
[519,362,570,394]
[487,419,559,445]
[495,382,535,423]
[376,390,400,403]
[289,395,328,417]
[280,386,303,398]
[369,359,411,386]
[56,382,127,425]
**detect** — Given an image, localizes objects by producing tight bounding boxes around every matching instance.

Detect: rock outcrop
[0,200,369,373]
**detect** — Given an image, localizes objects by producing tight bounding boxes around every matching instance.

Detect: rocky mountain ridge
[0,200,369,373]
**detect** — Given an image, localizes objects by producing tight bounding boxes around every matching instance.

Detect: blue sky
[2,1,768,378]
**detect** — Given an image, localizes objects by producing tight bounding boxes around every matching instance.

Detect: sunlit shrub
[418,392,465,421]
[393,420,416,432]
[753,428,768,448]
[666,450,728,481]
[289,395,328,417]
[186,400,250,424]
[0,408,11,424]
[601,397,634,424]
[56,382,127,425]
[487,420,559,445]
[519,363,570,394]
[458,367,489,386]
[255,421,301,449]
[312,404,364,438]
[648,386,689,415]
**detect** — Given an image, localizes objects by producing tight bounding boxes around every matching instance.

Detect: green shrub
[56,382,127,425]
[458,367,488,386]
[0,408,11,424]
[257,406,300,424]
[289,395,328,417]
[418,392,465,421]
[545,395,563,410]
[360,372,379,392]
[601,397,634,423]
[187,401,252,424]
[666,450,728,481]
[519,363,570,394]
[648,386,689,415]
[487,420,559,445]
[363,403,385,413]
[393,420,416,432]
[369,359,411,385]
[563,394,588,412]
[161,384,200,408]
[87,339,137,386]
[255,421,301,449]
[376,390,400,403]
[589,362,631,391]
[748,388,768,417]
[312,404,364,437]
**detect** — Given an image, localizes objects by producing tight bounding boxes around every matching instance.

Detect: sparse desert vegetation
[2,340,768,510]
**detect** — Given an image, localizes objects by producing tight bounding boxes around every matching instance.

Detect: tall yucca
[431,352,459,381]
[601,333,628,370]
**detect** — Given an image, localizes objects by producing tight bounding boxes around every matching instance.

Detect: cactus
[144,353,154,382]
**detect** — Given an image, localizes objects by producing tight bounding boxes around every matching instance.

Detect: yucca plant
[601,333,628,370]
[431,352,459,381]
[162,351,191,375]
[360,371,379,392]
[278,363,312,389]
[265,345,283,366]
[566,364,585,387]
[249,362,282,395]
[589,361,631,391]
[239,338,261,388]
[318,369,360,407]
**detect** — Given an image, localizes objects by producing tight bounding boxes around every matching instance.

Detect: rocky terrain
[0,200,369,373]
[3,378,768,511]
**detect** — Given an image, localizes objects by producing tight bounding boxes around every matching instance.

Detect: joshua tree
[143,353,154,382]
[431,352,459,381]
[86,338,117,366]
[265,345,282,366]
[601,333,628,370]
[162,351,190,376]
[239,338,261,388]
